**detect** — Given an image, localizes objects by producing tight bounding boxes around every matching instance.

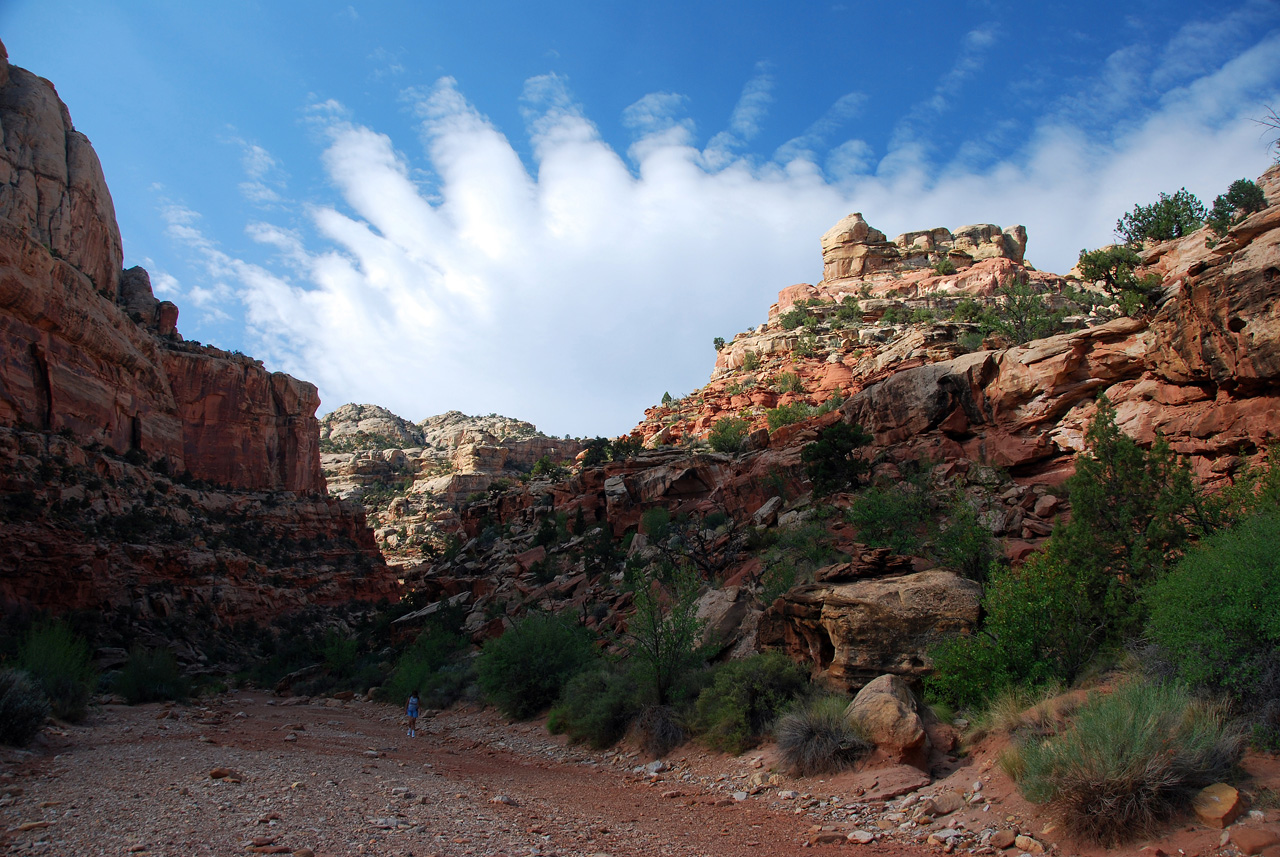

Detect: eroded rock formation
[0,41,396,646]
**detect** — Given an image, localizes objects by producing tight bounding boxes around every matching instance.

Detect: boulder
[844,674,930,769]
[1193,783,1244,829]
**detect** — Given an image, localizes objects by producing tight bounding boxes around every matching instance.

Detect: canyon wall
[0,40,396,644]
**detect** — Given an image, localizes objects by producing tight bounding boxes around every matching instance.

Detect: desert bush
[992,281,1064,343]
[765,402,812,431]
[635,703,686,757]
[1116,188,1206,244]
[935,495,1001,585]
[1207,178,1267,234]
[112,646,191,704]
[380,611,473,709]
[933,257,957,276]
[794,334,819,358]
[1077,246,1163,316]
[708,417,750,454]
[845,480,931,554]
[776,694,871,776]
[0,669,49,746]
[779,309,810,330]
[801,421,872,495]
[548,666,639,748]
[834,300,861,324]
[1014,680,1241,845]
[20,620,95,721]
[773,372,803,394]
[957,330,986,352]
[625,562,704,706]
[693,652,808,754]
[1144,509,1280,708]
[476,612,597,720]
[756,519,842,605]
[713,336,726,351]
[741,352,760,372]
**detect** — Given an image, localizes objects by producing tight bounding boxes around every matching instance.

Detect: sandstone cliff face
[0,41,323,493]
[0,42,395,639]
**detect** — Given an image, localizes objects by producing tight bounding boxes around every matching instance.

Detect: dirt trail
[0,693,931,857]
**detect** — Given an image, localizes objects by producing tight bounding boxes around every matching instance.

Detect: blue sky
[4,2,1279,437]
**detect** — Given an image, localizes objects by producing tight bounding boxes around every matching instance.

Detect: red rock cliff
[0,39,322,493]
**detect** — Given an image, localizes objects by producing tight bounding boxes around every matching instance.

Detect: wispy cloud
[887,23,1000,155]
[703,63,775,169]
[166,20,1280,437]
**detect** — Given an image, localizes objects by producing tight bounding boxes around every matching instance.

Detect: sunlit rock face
[0,39,397,637]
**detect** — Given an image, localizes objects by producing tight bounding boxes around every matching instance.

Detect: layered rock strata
[0,41,396,638]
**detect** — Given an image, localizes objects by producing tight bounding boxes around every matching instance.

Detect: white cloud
[702,63,775,169]
[231,140,288,206]
[172,27,1280,438]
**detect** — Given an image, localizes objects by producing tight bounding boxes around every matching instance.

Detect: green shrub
[765,402,811,431]
[845,482,931,554]
[957,330,986,352]
[112,646,191,704]
[779,309,810,330]
[1145,509,1280,705]
[925,551,1086,709]
[801,421,872,495]
[1014,680,1241,845]
[834,301,861,324]
[794,334,818,358]
[933,257,957,276]
[880,305,908,325]
[548,666,639,748]
[1116,188,1206,244]
[708,417,750,454]
[640,506,672,540]
[776,693,870,776]
[1077,246,1163,316]
[20,621,95,721]
[476,612,597,720]
[380,612,472,709]
[773,372,803,394]
[320,629,358,681]
[935,495,1001,585]
[757,520,843,605]
[992,280,1064,343]
[741,352,760,372]
[693,652,808,754]
[625,562,703,706]
[0,668,49,746]
[1208,179,1267,234]
[713,336,726,351]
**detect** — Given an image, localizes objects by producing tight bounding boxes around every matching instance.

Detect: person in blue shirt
[406,690,420,737]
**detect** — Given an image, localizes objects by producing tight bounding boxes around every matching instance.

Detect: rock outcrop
[757,570,982,689]
[319,404,584,564]
[0,41,396,644]
[400,166,1280,692]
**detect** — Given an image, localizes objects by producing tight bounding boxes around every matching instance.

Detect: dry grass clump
[965,682,1079,744]
[775,694,871,777]
[1012,680,1242,845]
[634,704,685,758]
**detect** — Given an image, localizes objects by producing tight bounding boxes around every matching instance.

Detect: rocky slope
[0,40,397,658]
[318,404,584,564]
[390,165,1280,694]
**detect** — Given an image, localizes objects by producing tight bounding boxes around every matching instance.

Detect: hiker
[406,690,420,737]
